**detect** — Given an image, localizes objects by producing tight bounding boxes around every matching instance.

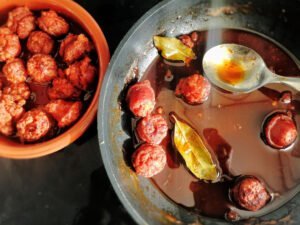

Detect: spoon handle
[268,70,300,92]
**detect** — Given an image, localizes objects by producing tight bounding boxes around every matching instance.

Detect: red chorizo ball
[0,33,21,62]
[27,31,54,54]
[6,7,32,31]
[191,32,199,42]
[2,58,27,84]
[179,34,194,49]
[27,54,57,83]
[64,56,96,90]
[0,27,12,35]
[6,6,35,39]
[136,114,168,144]
[126,80,156,117]
[2,83,31,120]
[231,176,271,211]
[3,82,31,101]
[132,144,166,178]
[16,109,54,142]
[175,74,211,104]
[263,112,298,149]
[48,77,81,100]
[0,101,14,136]
[15,15,35,40]
[59,34,92,64]
[44,99,82,128]
[1,95,25,121]
[37,10,69,37]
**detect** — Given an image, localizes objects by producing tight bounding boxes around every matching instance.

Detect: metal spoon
[202,44,300,93]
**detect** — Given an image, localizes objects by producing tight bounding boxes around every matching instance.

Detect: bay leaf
[171,113,219,181]
[153,36,196,63]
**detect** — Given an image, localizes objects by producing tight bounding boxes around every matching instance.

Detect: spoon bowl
[202,44,300,93]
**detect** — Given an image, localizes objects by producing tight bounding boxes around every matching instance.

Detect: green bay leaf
[153,36,196,63]
[171,114,219,181]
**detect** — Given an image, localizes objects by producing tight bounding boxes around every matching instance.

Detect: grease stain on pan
[245,214,293,225]
[205,3,253,17]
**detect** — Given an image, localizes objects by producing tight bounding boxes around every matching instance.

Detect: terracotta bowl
[0,0,110,159]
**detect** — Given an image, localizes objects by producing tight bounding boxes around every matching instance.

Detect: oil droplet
[156,106,164,114]
[197,112,203,118]
[272,101,278,107]
[234,123,243,130]
[217,60,245,85]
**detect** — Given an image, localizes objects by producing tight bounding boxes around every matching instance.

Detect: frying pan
[98,0,300,224]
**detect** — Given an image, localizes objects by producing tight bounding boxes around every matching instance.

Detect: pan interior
[99,0,300,224]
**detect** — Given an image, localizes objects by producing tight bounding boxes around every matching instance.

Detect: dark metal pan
[98,0,300,224]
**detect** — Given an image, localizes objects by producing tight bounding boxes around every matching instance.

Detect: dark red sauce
[139,28,300,220]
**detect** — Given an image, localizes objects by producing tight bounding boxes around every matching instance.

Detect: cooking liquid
[140,29,300,220]
[217,59,245,85]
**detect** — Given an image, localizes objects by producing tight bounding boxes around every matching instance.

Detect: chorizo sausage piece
[44,99,82,128]
[0,27,13,35]
[27,54,57,83]
[64,56,96,90]
[0,101,14,136]
[2,58,27,84]
[175,74,211,104]
[136,114,168,145]
[6,6,35,39]
[2,82,30,101]
[27,31,54,54]
[263,112,298,149]
[37,10,69,37]
[179,34,194,49]
[16,109,54,142]
[231,176,271,211]
[59,34,92,64]
[126,80,156,117]
[0,33,21,62]
[2,83,31,120]
[132,143,166,178]
[48,77,81,100]
[1,96,25,121]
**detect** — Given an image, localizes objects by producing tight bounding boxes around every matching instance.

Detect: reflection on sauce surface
[139,28,300,220]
